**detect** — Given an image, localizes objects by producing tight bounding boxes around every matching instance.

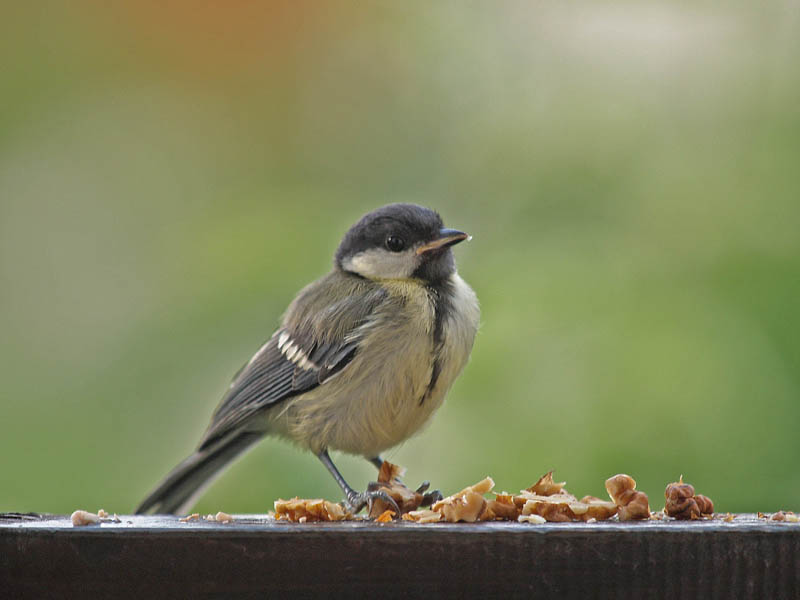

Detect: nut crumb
[526,471,567,496]
[375,510,396,523]
[378,461,406,482]
[484,496,521,521]
[518,514,546,524]
[274,497,352,522]
[402,509,442,523]
[770,511,799,522]
[95,509,120,523]
[71,510,100,526]
[215,511,234,523]
[179,513,200,522]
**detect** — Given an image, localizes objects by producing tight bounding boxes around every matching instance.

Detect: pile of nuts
[67,469,799,526]
[270,465,800,525]
[273,498,351,523]
[272,463,726,524]
[400,470,651,524]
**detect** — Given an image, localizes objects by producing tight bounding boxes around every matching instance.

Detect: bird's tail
[135,431,263,515]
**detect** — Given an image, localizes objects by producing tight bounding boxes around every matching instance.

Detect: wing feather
[198,275,386,449]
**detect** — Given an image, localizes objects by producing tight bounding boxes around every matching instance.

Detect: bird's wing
[198,275,387,449]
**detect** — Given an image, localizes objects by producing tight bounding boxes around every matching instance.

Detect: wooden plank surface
[2,513,798,599]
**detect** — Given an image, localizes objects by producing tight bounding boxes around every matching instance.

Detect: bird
[135,203,480,516]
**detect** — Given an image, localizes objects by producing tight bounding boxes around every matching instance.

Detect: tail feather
[135,431,263,515]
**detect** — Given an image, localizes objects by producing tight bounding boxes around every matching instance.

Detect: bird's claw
[347,476,440,518]
[346,489,401,518]
[420,488,443,507]
[414,480,442,506]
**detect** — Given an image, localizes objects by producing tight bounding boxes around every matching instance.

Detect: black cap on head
[335,203,462,284]
[335,204,443,262]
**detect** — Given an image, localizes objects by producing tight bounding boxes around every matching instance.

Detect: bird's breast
[281,274,479,456]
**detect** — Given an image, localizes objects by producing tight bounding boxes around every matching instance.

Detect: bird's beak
[416,228,471,255]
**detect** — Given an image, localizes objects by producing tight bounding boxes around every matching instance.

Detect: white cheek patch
[341,248,420,280]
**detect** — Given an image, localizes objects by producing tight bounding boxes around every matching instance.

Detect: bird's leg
[366,456,442,507]
[318,449,400,516]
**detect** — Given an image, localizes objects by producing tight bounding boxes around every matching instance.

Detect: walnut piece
[367,461,424,519]
[270,469,721,526]
[432,477,494,522]
[377,460,405,483]
[508,472,619,523]
[770,511,799,522]
[71,510,100,526]
[577,496,619,521]
[515,490,617,522]
[179,513,200,522]
[402,509,443,523]
[518,514,546,524]
[605,474,650,520]
[694,495,714,516]
[274,497,352,522]
[375,510,396,523]
[526,471,567,496]
[483,493,521,521]
[518,493,575,522]
[664,478,714,520]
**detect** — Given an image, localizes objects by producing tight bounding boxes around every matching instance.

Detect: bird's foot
[415,481,443,507]
[346,488,401,517]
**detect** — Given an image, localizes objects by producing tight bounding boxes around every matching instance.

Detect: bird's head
[335,203,470,284]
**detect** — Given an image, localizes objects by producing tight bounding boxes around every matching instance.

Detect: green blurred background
[1,1,799,515]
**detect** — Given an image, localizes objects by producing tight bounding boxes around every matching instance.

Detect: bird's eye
[385,236,406,252]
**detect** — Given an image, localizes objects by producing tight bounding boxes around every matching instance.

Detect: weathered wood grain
[1,514,798,599]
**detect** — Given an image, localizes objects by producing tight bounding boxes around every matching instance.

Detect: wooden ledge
[2,513,799,598]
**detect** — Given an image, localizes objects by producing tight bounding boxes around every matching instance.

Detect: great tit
[135,203,480,515]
